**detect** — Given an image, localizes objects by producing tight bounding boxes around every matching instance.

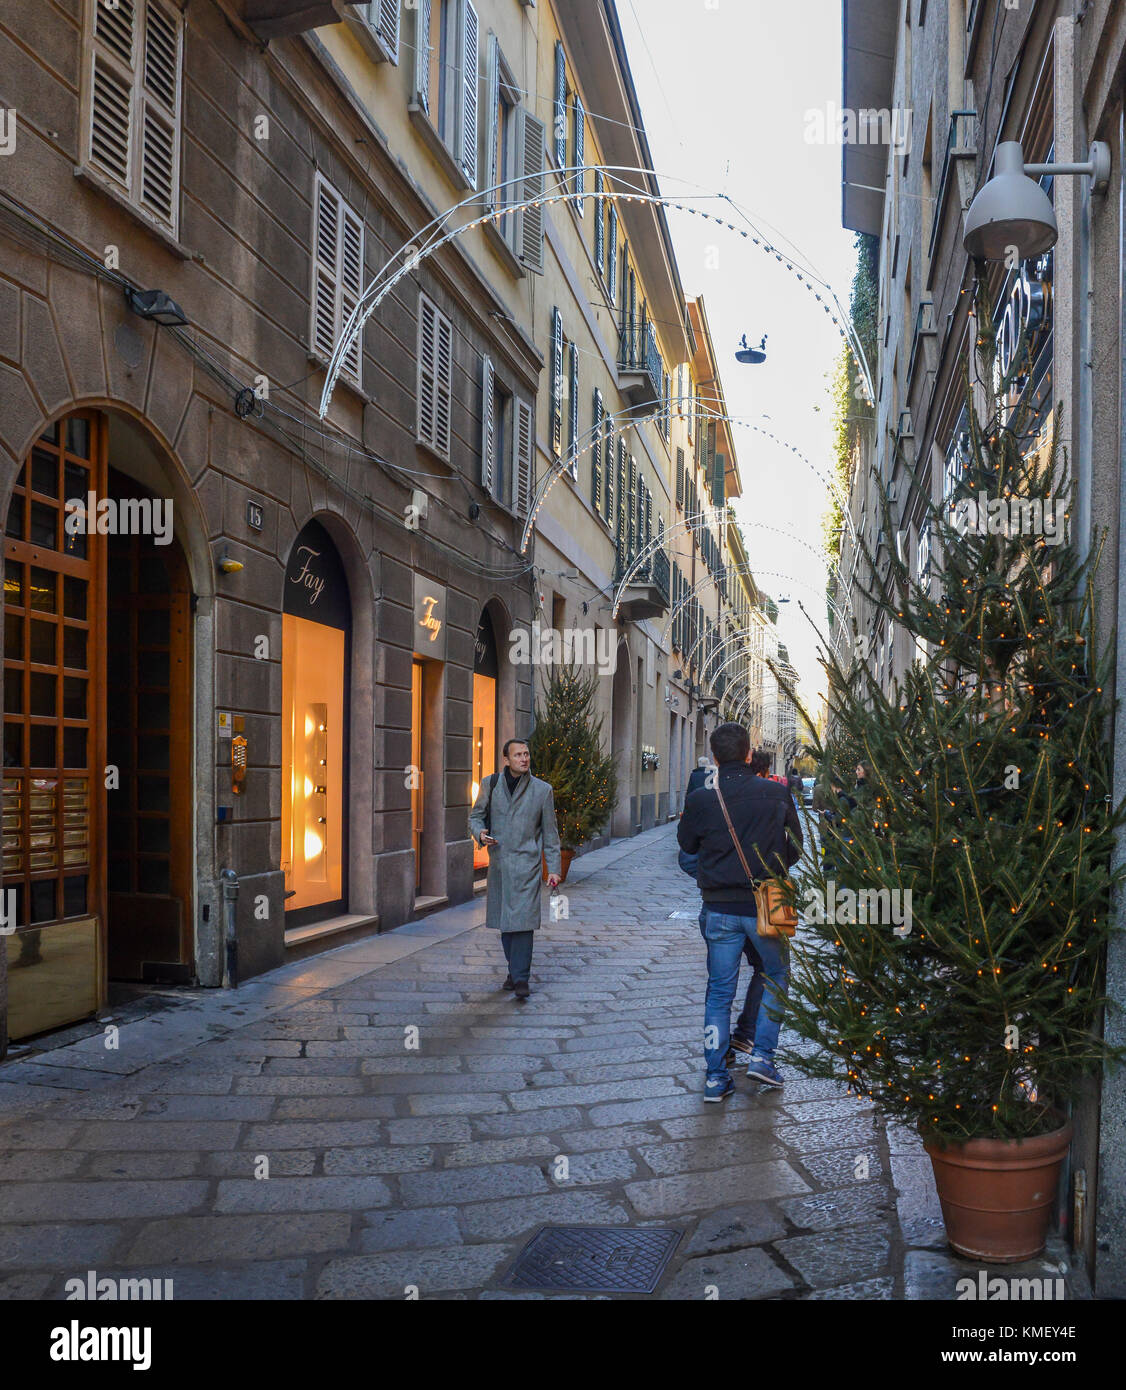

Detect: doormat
[502,1226,681,1294]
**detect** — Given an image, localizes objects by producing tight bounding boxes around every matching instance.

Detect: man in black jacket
[678,722,803,1100]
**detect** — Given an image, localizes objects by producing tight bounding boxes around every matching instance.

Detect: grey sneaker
[703,1077,736,1103]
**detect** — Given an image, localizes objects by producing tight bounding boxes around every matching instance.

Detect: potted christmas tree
[528,663,619,882]
[780,278,1126,1262]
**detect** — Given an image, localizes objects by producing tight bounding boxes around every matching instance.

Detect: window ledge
[407,103,472,194]
[482,216,526,279]
[73,165,192,261]
[306,351,372,407]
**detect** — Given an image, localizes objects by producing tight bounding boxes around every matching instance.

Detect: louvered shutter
[515,108,545,273]
[573,96,585,211]
[481,355,496,492]
[90,0,137,191]
[616,439,627,555]
[549,307,563,458]
[513,397,534,516]
[568,341,579,479]
[591,389,603,511]
[367,0,400,61]
[644,484,652,552]
[434,308,453,458]
[484,34,499,211]
[713,451,726,508]
[607,207,619,301]
[417,294,438,449]
[459,0,479,187]
[339,202,364,387]
[627,454,637,560]
[312,178,340,364]
[414,0,432,113]
[553,41,566,168]
[594,169,604,274]
[604,419,614,522]
[676,448,685,509]
[138,1,181,229]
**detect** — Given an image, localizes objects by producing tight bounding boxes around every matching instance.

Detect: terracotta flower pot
[924,1117,1073,1264]
[542,849,575,884]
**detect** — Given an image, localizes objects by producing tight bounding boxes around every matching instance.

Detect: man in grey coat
[469,738,562,1000]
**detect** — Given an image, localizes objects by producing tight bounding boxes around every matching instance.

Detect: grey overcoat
[469,772,562,932]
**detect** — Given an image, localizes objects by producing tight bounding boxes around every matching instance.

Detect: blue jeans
[700,909,790,1082]
[698,907,763,1043]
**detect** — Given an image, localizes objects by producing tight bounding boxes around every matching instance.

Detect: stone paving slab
[0,821,1088,1300]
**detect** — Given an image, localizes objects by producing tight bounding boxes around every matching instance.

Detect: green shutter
[553,41,566,168]
[568,340,579,477]
[676,447,684,509]
[550,306,563,457]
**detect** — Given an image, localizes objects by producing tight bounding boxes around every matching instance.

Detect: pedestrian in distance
[469,738,561,1001]
[678,722,803,1100]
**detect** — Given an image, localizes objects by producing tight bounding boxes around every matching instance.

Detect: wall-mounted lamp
[963,140,1111,260]
[124,285,189,327]
[218,552,244,574]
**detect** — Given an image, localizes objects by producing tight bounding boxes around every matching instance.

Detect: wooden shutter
[515,108,545,273]
[513,397,534,516]
[549,307,563,458]
[591,388,603,511]
[484,34,499,211]
[607,207,618,301]
[627,454,637,559]
[89,0,138,190]
[676,448,685,509]
[367,0,400,61]
[481,355,495,492]
[553,40,566,168]
[616,439,627,553]
[339,201,364,387]
[418,293,452,459]
[414,0,432,113]
[312,177,340,364]
[713,452,726,508]
[594,169,604,274]
[137,0,181,230]
[459,0,479,187]
[573,96,585,211]
[604,418,614,522]
[568,341,579,479]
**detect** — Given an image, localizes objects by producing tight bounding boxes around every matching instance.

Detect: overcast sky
[617,0,860,719]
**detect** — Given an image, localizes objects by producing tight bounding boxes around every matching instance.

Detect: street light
[963,140,1110,261]
[735,333,768,365]
[124,285,189,327]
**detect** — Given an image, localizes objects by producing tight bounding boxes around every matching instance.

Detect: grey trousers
[501,930,534,983]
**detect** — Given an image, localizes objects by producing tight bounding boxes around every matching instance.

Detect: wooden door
[105,469,192,980]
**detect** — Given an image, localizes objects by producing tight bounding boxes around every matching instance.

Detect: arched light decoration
[318,166,875,418]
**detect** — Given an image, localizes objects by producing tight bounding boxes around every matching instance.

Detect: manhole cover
[503,1226,681,1294]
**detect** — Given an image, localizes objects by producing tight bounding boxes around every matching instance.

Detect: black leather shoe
[502,975,515,990]
[514,980,530,1000]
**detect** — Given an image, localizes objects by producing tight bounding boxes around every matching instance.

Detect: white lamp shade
[963,142,1058,260]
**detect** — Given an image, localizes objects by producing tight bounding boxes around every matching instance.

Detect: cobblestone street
[0,824,1079,1300]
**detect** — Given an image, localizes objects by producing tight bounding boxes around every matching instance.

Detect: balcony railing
[615,544,670,618]
[618,321,663,401]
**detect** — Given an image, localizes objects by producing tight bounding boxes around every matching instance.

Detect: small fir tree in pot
[780,275,1126,1261]
[529,663,619,878]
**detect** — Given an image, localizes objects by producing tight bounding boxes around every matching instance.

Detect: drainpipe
[220,869,239,989]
